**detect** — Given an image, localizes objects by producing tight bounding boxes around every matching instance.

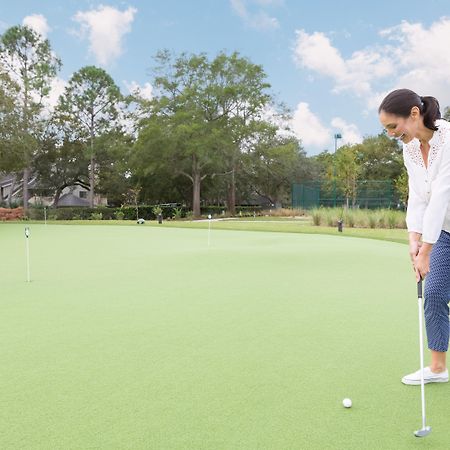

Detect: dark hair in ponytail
[378,88,441,131]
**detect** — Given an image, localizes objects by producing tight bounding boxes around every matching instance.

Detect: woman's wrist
[418,242,433,256]
[408,231,422,245]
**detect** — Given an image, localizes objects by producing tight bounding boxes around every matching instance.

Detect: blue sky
[2,0,450,154]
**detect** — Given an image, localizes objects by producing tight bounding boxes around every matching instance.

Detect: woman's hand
[414,243,433,281]
[409,240,421,264]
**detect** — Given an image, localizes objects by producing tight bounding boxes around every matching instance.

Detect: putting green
[1,223,449,449]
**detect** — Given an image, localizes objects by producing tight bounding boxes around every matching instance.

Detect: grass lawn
[1,222,448,449]
[15,217,410,244]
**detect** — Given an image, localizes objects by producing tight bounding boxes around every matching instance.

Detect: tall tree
[334,145,362,208]
[316,146,362,208]
[33,134,89,206]
[0,25,61,213]
[394,167,408,207]
[357,133,402,181]
[131,113,192,205]
[95,130,134,206]
[202,52,272,214]
[136,52,221,217]
[444,106,450,121]
[136,50,273,217]
[244,129,306,206]
[54,66,122,207]
[0,71,20,173]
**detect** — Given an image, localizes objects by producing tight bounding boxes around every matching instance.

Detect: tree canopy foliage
[1,24,440,214]
[0,25,61,211]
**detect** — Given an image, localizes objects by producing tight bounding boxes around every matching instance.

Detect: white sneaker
[402,366,449,385]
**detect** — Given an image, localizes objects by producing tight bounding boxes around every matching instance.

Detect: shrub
[260,207,306,217]
[114,210,125,220]
[90,212,103,220]
[368,212,377,229]
[308,207,406,229]
[345,212,356,228]
[376,211,386,228]
[311,208,322,226]
[28,207,46,220]
[172,207,183,220]
[200,205,263,217]
[328,209,342,227]
[152,205,163,217]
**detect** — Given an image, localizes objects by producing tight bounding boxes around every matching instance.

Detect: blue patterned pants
[424,231,450,352]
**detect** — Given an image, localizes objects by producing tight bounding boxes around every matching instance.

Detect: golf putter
[414,278,431,437]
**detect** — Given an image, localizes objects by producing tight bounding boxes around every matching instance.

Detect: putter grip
[418,279,423,298]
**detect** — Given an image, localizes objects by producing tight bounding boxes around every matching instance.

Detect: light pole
[333,133,342,207]
[334,133,342,153]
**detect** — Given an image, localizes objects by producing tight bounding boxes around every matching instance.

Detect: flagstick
[25,227,30,282]
[208,214,212,247]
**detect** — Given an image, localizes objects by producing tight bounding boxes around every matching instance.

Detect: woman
[379,89,450,385]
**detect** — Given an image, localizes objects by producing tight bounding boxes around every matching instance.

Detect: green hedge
[27,205,264,221]
[201,206,263,217]
[27,205,186,221]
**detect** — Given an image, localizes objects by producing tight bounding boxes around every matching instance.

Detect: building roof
[57,193,90,207]
[0,173,16,187]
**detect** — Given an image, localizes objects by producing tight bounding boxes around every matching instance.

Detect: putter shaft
[414,280,431,437]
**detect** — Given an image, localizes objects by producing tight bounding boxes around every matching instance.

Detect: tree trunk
[53,187,63,207]
[192,155,201,218]
[23,167,30,215]
[227,167,236,216]
[89,155,95,207]
[193,172,201,218]
[7,174,16,207]
[89,125,95,207]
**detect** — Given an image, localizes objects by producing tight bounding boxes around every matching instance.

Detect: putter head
[414,426,431,437]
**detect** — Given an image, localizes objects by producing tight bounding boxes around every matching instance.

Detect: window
[79,191,87,199]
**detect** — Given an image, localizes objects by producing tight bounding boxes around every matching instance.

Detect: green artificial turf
[1,223,449,449]
[13,218,410,245]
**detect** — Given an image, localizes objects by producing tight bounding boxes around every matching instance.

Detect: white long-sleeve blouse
[404,119,450,244]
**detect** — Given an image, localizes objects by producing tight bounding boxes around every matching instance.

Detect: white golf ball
[342,398,352,408]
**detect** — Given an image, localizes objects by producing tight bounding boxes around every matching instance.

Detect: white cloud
[293,18,450,112]
[249,11,279,30]
[35,77,67,119]
[23,14,51,38]
[293,29,394,97]
[46,77,67,110]
[124,80,153,100]
[73,5,137,66]
[379,18,450,108]
[253,0,284,5]
[293,31,346,79]
[230,0,279,30]
[291,102,330,148]
[288,103,363,153]
[261,104,290,132]
[330,118,363,146]
[231,0,247,17]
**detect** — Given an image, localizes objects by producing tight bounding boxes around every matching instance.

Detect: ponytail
[420,96,441,131]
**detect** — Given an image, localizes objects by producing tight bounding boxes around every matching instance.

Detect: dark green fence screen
[292,180,398,209]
